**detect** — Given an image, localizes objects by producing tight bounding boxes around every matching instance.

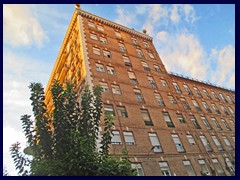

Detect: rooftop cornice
[77,9,153,41]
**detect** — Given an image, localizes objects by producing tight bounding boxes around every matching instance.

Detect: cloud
[115,5,135,27]
[3,4,48,48]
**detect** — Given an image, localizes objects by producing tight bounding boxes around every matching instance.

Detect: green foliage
[10,81,136,176]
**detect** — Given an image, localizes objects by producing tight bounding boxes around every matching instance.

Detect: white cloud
[115,5,135,27]
[170,4,180,23]
[3,4,48,48]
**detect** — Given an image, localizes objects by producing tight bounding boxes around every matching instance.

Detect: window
[228,106,234,116]
[198,159,211,175]
[219,93,228,103]
[200,135,212,152]
[221,119,231,131]
[168,95,176,104]
[154,65,161,72]
[177,114,185,123]
[203,89,211,99]
[141,109,153,126]
[103,50,111,58]
[107,66,115,75]
[104,104,115,116]
[148,76,157,89]
[97,25,104,32]
[201,116,212,130]
[160,79,168,87]
[212,103,221,114]
[186,135,196,145]
[136,49,145,58]
[143,42,149,48]
[148,133,163,152]
[99,36,107,44]
[111,130,122,144]
[180,98,191,110]
[154,93,165,106]
[183,160,196,176]
[131,38,139,45]
[88,21,95,28]
[220,105,229,115]
[123,56,132,67]
[190,115,201,129]
[211,91,220,101]
[202,102,212,113]
[99,82,109,92]
[93,47,101,55]
[148,52,155,59]
[119,43,126,53]
[115,31,121,38]
[211,135,224,151]
[224,158,235,175]
[141,61,150,71]
[111,84,121,95]
[211,117,222,130]
[227,95,234,104]
[222,136,233,150]
[163,112,175,128]
[192,99,202,111]
[131,163,144,176]
[229,120,235,128]
[123,132,135,145]
[172,134,185,152]
[117,106,128,118]
[159,162,172,176]
[183,84,193,95]
[134,89,145,103]
[212,159,225,176]
[232,136,235,142]
[96,63,105,72]
[193,87,202,97]
[172,82,181,93]
[90,33,98,40]
[128,71,138,84]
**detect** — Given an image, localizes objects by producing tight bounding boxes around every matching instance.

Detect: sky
[3,4,235,175]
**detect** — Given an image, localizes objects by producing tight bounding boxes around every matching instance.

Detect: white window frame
[111,130,122,144]
[123,131,135,145]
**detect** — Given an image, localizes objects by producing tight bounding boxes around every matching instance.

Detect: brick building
[45,5,235,176]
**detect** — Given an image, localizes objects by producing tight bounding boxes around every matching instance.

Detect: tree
[3,166,9,176]
[10,81,136,176]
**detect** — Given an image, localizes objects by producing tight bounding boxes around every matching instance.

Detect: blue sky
[3,4,235,175]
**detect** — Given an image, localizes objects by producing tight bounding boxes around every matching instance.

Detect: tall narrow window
[123,56,132,67]
[194,87,202,97]
[141,109,153,126]
[148,52,155,59]
[186,134,196,145]
[97,25,104,32]
[232,136,235,142]
[123,132,135,145]
[119,43,127,53]
[227,95,234,104]
[183,160,196,176]
[160,79,168,87]
[117,106,128,118]
[221,119,231,131]
[211,91,220,101]
[225,158,235,175]
[201,116,212,130]
[148,133,163,152]
[134,89,145,103]
[192,99,202,111]
[103,50,111,58]
[128,71,138,84]
[99,36,107,44]
[212,158,225,176]
[202,102,212,113]
[211,117,222,130]
[228,106,235,116]
[99,82,109,92]
[148,76,157,89]
[203,89,211,99]
[131,163,144,176]
[220,105,229,115]
[154,65,161,72]
[200,135,212,152]
[96,63,105,72]
[141,61,150,71]
[163,112,175,128]
[180,98,191,110]
[131,38,139,45]
[222,136,233,150]
[90,33,98,40]
[229,120,235,128]
[172,134,185,152]
[211,135,224,151]
[159,162,172,176]
[136,49,145,58]
[111,130,122,144]
[173,82,182,93]
[183,84,193,95]
[190,115,201,129]
[198,159,211,175]
[177,114,185,124]
[115,31,122,38]
[88,21,95,28]
[143,42,149,48]
[93,47,101,55]
[104,104,115,116]
[168,95,176,104]
[219,93,228,103]
[154,93,165,106]
[107,66,115,75]
[212,103,221,114]
[111,84,121,95]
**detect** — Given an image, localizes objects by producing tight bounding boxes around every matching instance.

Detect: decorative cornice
[77,9,153,41]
